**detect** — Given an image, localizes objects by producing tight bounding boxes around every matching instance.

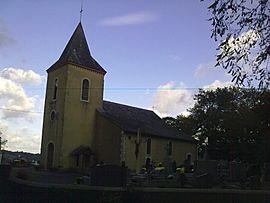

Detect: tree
[204,0,270,88]
[166,87,270,163]
[192,87,270,162]
[164,115,195,137]
[0,131,7,150]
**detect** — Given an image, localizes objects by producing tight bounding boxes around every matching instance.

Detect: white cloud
[0,77,37,120]
[149,80,233,118]
[216,30,263,87]
[0,67,44,153]
[98,11,158,26]
[0,67,45,86]
[0,68,45,120]
[0,120,8,134]
[149,81,195,117]
[203,80,233,90]
[219,30,260,73]
[2,126,41,153]
[222,30,259,53]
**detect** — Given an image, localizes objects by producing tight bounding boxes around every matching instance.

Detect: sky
[0,0,232,153]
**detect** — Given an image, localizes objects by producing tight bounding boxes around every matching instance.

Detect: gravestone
[193,160,218,187]
[91,165,128,187]
[163,157,172,175]
[229,162,246,182]
[217,160,229,181]
[163,143,172,174]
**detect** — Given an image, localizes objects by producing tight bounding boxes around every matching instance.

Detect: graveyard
[1,157,270,202]
[1,1,270,202]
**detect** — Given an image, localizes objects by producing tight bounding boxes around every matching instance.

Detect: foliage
[165,87,270,163]
[204,0,270,88]
[1,139,7,147]
[164,115,194,137]
[0,131,8,150]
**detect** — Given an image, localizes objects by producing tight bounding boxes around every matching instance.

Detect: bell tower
[40,23,106,169]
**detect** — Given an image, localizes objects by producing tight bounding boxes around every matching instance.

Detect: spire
[47,23,106,74]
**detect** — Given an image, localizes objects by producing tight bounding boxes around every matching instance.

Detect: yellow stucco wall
[40,65,68,169]
[41,64,105,169]
[95,114,122,165]
[61,65,104,168]
[124,133,197,172]
[94,114,197,172]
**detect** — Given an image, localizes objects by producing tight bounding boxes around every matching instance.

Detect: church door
[47,143,54,169]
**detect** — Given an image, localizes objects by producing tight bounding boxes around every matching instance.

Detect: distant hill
[1,150,40,162]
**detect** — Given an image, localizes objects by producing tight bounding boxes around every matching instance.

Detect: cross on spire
[80,1,84,22]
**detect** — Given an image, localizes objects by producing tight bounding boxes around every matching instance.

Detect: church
[40,22,197,173]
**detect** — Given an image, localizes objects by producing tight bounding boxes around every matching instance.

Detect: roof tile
[47,23,106,74]
[99,101,195,142]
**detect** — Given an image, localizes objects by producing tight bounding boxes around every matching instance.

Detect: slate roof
[98,101,196,143]
[47,22,106,74]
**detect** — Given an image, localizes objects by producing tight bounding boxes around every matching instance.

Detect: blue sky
[0,0,232,153]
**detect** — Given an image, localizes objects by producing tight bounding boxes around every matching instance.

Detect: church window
[50,111,56,121]
[81,78,90,101]
[76,155,80,167]
[53,78,58,100]
[168,141,172,156]
[146,138,151,155]
[186,153,192,159]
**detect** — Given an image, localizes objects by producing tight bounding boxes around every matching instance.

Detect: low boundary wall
[1,178,270,203]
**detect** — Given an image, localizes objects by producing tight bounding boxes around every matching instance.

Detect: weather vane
[80,1,84,22]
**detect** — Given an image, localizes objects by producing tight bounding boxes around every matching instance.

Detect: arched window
[186,153,192,160]
[81,79,90,101]
[146,138,151,155]
[50,111,56,121]
[168,141,172,156]
[53,78,58,100]
[47,142,54,169]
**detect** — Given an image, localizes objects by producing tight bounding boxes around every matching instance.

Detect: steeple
[47,22,106,74]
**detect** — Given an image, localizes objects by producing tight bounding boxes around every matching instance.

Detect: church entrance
[71,146,95,174]
[47,143,54,169]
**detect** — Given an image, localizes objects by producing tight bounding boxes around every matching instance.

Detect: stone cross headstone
[229,162,246,182]
[163,143,172,174]
[194,160,219,187]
